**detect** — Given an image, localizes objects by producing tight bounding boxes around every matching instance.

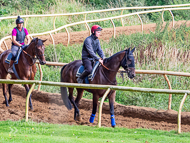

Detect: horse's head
[121,47,136,79]
[32,38,47,65]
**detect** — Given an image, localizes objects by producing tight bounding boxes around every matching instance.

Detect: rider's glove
[21,45,25,49]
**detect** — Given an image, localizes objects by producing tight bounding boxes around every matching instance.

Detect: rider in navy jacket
[77,25,105,83]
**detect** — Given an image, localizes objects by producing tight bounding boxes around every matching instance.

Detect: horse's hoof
[29,107,33,111]
[8,100,12,103]
[76,115,82,121]
[112,125,115,128]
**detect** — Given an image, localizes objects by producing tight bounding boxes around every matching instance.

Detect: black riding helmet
[16,16,24,24]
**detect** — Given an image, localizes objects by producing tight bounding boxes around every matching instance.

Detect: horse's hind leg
[68,88,80,121]
[2,84,9,107]
[24,84,33,110]
[75,89,84,107]
[8,84,13,102]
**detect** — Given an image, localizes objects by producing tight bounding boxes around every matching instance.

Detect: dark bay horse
[60,48,135,127]
[0,38,47,110]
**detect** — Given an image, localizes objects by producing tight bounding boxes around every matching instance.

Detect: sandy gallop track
[1,20,190,51]
[1,84,190,132]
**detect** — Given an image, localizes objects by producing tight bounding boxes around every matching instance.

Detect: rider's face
[17,23,23,29]
[95,31,101,38]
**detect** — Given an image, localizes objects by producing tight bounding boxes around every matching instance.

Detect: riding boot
[77,71,89,83]
[8,60,14,73]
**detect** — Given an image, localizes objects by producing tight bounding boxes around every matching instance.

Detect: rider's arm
[84,38,100,61]
[12,36,22,47]
[24,28,30,45]
[97,41,105,59]
[25,35,30,45]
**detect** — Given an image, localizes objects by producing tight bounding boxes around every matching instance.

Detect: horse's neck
[105,52,125,71]
[24,43,35,56]
[20,43,35,65]
[102,52,125,81]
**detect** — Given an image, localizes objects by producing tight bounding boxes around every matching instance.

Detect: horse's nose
[43,61,46,65]
[41,61,46,65]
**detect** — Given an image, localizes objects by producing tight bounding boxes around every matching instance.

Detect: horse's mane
[31,38,43,46]
[104,50,125,64]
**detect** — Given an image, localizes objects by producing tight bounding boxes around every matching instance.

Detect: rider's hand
[21,45,25,49]
[99,58,103,65]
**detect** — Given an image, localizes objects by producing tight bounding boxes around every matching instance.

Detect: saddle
[5,46,28,79]
[76,61,100,84]
[5,47,22,65]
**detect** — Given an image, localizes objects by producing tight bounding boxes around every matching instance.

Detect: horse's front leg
[89,94,99,123]
[109,91,116,127]
[2,84,9,107]
[8,84,13,102]
[24,84,33,110]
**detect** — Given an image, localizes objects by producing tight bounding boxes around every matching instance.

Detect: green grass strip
[0,120,190,143]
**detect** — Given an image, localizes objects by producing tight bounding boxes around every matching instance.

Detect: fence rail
[1,6,190,51]
[36,61,190,110]
[0,79,188,133]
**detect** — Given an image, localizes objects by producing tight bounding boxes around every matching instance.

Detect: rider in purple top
[8,16,30,73]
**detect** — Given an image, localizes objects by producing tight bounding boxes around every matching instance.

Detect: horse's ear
[35,37,39,44]
[42,39,47,43]
[125,48,131,53]
[131,47,136,53]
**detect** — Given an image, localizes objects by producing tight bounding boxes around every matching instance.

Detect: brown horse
[60,48,135,127]
[0,38,46,110]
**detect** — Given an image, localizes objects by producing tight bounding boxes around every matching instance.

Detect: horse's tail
[60,64,73,110]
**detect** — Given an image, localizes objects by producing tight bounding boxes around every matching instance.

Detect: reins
[22,49,37,66]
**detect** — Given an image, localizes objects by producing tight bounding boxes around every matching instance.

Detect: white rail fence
[0,79,189,134]
[1,5,190,52]
[40,61,190,110]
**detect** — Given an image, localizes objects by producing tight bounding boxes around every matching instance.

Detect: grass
[0,120,190,143]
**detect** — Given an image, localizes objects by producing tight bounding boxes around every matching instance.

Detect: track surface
[1,84,190,132]
[1,21,190,132]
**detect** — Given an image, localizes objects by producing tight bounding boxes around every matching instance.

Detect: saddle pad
[5,47,22,64]
[76,61,100,82]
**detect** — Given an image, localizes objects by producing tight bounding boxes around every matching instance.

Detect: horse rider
[77,25,105,83]
[8,16,30,73]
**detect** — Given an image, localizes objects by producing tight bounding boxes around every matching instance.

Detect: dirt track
[1,21,190,132]
[1,84,190,132]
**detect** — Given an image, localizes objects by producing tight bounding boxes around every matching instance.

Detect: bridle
[22,43,44,66]
[101,50,135,84]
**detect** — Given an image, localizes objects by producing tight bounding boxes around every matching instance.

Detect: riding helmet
[16,16,24,24]
[91,25,103,34]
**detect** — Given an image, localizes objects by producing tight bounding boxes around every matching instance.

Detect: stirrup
[77,77,83,83]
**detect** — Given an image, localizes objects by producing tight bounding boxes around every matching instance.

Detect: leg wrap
[111,115,116,127]
[89,114,96,123]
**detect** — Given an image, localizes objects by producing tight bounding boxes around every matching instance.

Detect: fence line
[1,6,190,51]
[36,61,190,110]
[0,79,188,133]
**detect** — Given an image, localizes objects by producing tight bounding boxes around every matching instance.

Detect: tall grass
[34,22,190,112]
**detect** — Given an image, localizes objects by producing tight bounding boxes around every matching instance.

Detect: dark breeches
[82,58,93,74]
[11,45,20,60]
